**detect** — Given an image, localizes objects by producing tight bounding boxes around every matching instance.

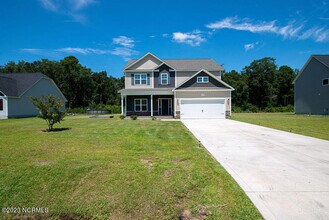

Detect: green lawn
[0,116,261,220]
[232,113,329,141]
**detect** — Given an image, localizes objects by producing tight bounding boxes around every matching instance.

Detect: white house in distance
[0,72,67,119]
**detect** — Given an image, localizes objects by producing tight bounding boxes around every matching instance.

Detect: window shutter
[158,73,161,85]
[131,74,134,85]
[147,74,150,85]
[168,72,171,85]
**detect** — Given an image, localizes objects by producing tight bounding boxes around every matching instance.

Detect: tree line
[0,56,124,110]
[0,56,297,112]
[222,57,297,112]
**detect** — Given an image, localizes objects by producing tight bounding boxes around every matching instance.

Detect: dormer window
[197,76,209,83]
[160,73,169,85]
[134,74,147,85]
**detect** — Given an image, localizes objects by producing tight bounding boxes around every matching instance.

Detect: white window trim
[134,74,148,85]
[160,73,169,85]
[322,78,329,86]
[134,98,148,112]
[197,76,209,83]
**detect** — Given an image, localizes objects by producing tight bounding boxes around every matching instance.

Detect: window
[134,99,148,112]
[197,76,209,83]
[323,78,329,86]
[134,74,148,85]
[160,73,169,85]
[0,99,3,111]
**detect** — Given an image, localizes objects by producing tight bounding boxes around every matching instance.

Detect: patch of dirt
[179,204,227,220]
[172,158,189,164]
[163,170,173,179]
[58,214,92,220]
[34,160,53,167]
[179,209,205,220]
[140,159,153,172]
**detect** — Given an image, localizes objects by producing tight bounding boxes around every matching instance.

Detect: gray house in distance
[0,73,67,119]
[294,55,329,115]
[119,52,234,119]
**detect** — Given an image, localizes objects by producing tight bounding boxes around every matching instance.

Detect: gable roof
[174,69,234,91]
[294,55,329,83]
[313,55,329,68]
[123,52,224,71]
[123,52,163,70]
[0,72,49,97]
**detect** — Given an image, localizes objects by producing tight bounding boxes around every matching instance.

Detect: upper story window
[197,76,209,83]
[134,74,148,85]
[323,78,329,86]
[160,73,169,85]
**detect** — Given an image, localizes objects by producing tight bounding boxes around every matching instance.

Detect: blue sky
[1,0,329,77]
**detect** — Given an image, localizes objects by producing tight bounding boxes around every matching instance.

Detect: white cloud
[39,0,57,11]
[206,16,329,42]
[162,33,169,38]
[39,0,96,23]
[110,47,139,61]
[70,0,95,11]
[244,43,255,51]
[112,36,135,48]
[206,17,277,33]
[172,30,206,46]
[55,47,109,55]
[149,35,156,38]
[21,47,110,56]
[21,35,139,61]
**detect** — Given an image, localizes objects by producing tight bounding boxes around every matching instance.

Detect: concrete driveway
[182,119,329,220]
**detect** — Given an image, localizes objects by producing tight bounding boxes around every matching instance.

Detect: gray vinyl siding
[154,64,175,88]
[177,71,229,89]
[7,78,66,118]
[294,58,329,115]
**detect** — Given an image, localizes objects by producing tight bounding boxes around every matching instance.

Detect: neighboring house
[119,52,234,119]
[0,73,67,119]
[294,55,329,115]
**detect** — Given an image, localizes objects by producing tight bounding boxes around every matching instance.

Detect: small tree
[30,95,66,131]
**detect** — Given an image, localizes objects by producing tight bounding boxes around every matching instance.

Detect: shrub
[232,106,243,113]
[104,105,121,114]
[30,95,66,131]
[66,107,86,114]
[130,115,138,120]
[151,116,157,120]
[119,115,125,120]
[242,103,259,113]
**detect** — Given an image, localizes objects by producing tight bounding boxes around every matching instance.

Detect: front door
[162,99,169,115]
[159,98,172,115]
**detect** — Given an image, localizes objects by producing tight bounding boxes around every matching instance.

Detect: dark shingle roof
[124,58,223,71]
[0,72,48,97]
[313,55,329,68]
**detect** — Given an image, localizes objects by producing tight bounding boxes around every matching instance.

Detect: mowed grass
[232,113,329,141]
[0,116,262,220]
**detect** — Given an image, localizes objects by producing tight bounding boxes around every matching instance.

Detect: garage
[180,99,226,119]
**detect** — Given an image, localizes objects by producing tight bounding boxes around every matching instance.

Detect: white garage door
[180,99,226,119]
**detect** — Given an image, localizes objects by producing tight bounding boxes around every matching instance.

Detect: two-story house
[294,55,329,115]
[119,52,234,119]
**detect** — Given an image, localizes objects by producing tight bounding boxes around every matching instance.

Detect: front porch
[121,94,174,117]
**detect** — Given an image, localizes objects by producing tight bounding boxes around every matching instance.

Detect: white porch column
[121,95,124,115]
[150,94,153,116]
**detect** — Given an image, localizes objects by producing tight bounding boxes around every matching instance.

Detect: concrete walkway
[182,119,329,220]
